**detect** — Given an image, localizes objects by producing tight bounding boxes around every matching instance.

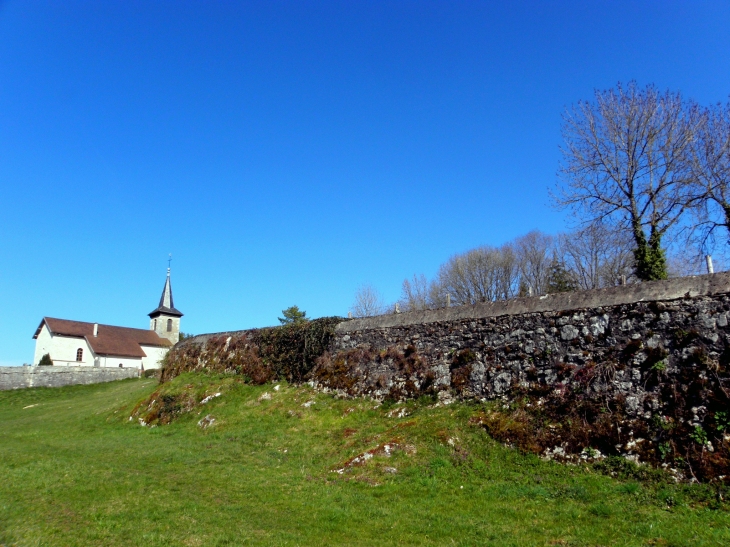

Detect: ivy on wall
[160,317,344,384]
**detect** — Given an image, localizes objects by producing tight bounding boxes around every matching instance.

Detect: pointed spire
[148,267,183,318]
[159,268,174,309]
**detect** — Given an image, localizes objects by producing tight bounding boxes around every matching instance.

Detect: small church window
[119,363,123,368]
[76,348,83,362]
[154,319,157,330]
[167,318,172,332]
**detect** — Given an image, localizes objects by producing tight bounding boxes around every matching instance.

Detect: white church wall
[97,355,142,369]
[140,345,169,369]
[32,324,52,365]
[33,325,94,367]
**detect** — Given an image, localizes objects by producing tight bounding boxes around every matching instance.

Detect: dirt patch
[130,383,227,426]
[332,439,416,475]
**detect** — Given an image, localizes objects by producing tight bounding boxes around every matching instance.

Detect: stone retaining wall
[0,366,140,391]
[308,273,730,479]
[323,283,730,404]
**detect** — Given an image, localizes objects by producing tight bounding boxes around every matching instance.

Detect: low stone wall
[0,366,140,391]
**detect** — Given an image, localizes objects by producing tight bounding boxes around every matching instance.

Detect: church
[32,269,183,370]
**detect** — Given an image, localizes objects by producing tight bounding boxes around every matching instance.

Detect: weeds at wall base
[162,334,730,483]
[121,368,730,517]
[471,385,730,484]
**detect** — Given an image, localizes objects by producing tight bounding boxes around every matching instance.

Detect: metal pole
[706,255,714,274]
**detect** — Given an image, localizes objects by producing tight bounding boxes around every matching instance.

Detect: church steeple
[149,267,183,343]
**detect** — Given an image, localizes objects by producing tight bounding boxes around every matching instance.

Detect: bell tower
[149,266,183,343]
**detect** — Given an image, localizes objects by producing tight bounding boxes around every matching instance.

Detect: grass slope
[0,374,729,546]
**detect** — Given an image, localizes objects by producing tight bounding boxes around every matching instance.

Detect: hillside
[1,374,729,546]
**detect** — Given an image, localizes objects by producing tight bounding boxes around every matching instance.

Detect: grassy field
[1,374,729,546]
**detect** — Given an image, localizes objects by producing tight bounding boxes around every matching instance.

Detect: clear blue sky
[1,1,729,365]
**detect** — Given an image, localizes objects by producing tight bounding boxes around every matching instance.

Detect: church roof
[148,269,183,318]
[33,317,172,359]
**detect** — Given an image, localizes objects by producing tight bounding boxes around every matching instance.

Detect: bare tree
[350,284,385,317]
[559,224,634,290]
[436,244,518,305]
[399,274,433,311]
[514,230,554,295]
[689,100,730,247]
[555,82,703,281]
[666,246,710,278]
[427,282,449,308]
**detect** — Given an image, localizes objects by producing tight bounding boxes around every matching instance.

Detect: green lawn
[0,373,728,546]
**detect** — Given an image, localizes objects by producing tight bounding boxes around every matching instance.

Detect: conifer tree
[278,306,308,325]
[546,259,577,293]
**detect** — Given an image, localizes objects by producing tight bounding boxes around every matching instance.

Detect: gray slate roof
[148,270,184,318]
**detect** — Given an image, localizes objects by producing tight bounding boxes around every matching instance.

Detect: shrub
[38,353,53,366]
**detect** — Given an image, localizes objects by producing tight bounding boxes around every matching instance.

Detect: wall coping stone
[336,272,730,333]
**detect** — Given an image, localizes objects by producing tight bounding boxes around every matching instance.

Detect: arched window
[167,318,173,332]
[119,363,123,368]
[76,348,83,362]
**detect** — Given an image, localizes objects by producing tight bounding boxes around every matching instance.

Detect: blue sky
[1,1,729,365]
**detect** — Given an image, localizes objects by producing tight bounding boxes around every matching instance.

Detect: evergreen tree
[278,306,308,325]
[546,259,577,293]
[38,353,53,366]
[517,280,530,297]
